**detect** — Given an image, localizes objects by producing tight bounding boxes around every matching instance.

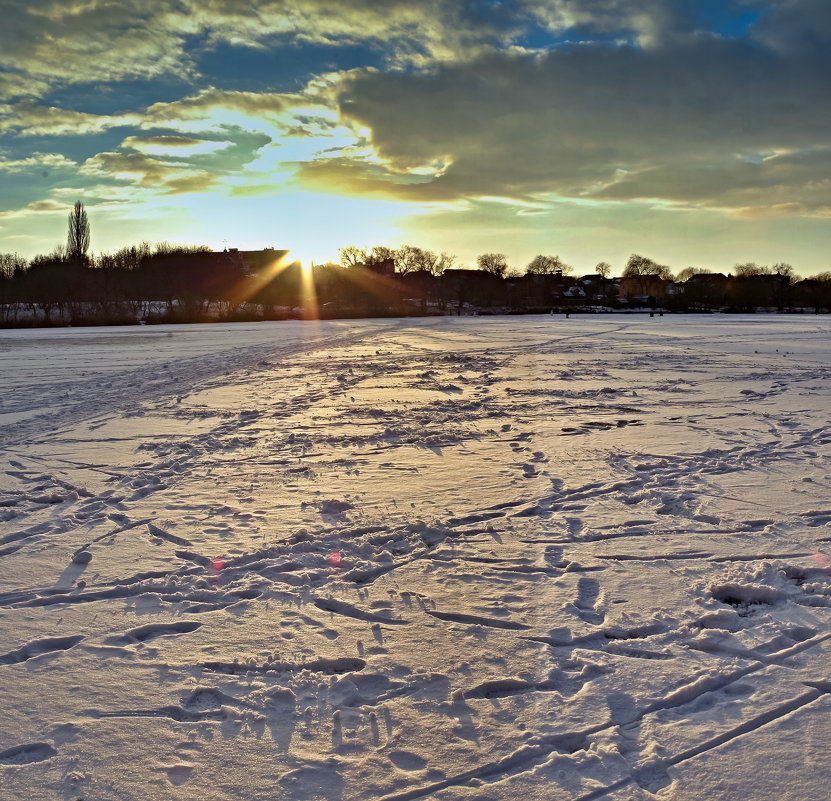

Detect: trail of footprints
[3,349,831,795]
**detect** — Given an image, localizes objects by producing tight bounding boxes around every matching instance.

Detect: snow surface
[1,314,831,800]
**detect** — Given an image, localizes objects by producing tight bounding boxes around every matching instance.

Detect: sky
[1,0,830,276]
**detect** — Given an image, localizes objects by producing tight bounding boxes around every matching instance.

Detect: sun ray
[299,260,320,320]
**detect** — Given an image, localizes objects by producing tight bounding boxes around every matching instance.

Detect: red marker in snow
[329,552,342,568]
[212,557,224,571]
[812,552,831,573]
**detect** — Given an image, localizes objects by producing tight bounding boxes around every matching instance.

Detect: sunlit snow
[1,315,830,800]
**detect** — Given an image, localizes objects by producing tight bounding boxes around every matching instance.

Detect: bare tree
[366,245,397,266]
[771,262,795,282]
[623,254,673,281]
[595,261,611,279]
[621,254,673,301]
[338,245,368,268]
[394,245,424,274]
[477,252,508,278]
[526,254,571,275]
[432,252,456,276]
[676,266,706,282]
[67,200,91,264]
[0,252,27,279]
[733,262,768,278]
[395,246,456,275]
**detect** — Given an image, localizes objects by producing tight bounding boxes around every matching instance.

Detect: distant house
[441,268,505,311]
[619,274,668,304]
[234,248,290,276]
[507,272,567,307]
[680,272,729,310]
[364,258,395,277]
[577,273,604,291]
[398,270,439,310]
[685,272,729,286]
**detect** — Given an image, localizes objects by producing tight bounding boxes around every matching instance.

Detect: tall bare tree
[477,252,508,277]
[67,200,91,264]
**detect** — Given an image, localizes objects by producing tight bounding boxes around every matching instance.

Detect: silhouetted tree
[676,266,706,282]
[595,261,611,279]
[771,262,795,282]
[734,262,767,278]
[366,245,397,266]
[339,245,367,268]
[795,273,831,313]
[477,253,508,278]
[0,252,27,279]
[430,252,456,277]
[394,245,423,274]
[526,254,572,275]
[621,254,673,303]
[396,245,447,275]
[67,201,91,264]
[0,253,28,324]
[622,254,673,281]
[23,246,72,323]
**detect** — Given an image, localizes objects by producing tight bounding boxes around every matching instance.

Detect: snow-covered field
[2,314,831,801]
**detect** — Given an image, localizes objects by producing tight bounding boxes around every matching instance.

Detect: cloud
[125,135,207,148]
[525,0,768,46]
[0,100,135,136]
[314,31,831,216]
[0,198,68,219]
[0,0,536,101]
[594,149,831,214]
[176,0,533,64]
[73,123,272,198]
[143,88,298,123]
[1,0,197,95]
[80,150,216,194]
[0,153,77,173]
[122,135,233,157]
[0,0,816,104]
[0,70,50,100]
[750,0,831,53]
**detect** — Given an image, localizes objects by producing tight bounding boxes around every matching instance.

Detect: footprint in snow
[574,577,605,624]
[388,750,428,771]
[0,743,57,765]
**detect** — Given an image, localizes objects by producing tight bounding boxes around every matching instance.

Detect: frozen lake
[2,315,831,800]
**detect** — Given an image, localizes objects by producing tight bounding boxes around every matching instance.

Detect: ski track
[1,315,831,800]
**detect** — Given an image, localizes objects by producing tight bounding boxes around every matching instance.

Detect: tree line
[1,202,830,326]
